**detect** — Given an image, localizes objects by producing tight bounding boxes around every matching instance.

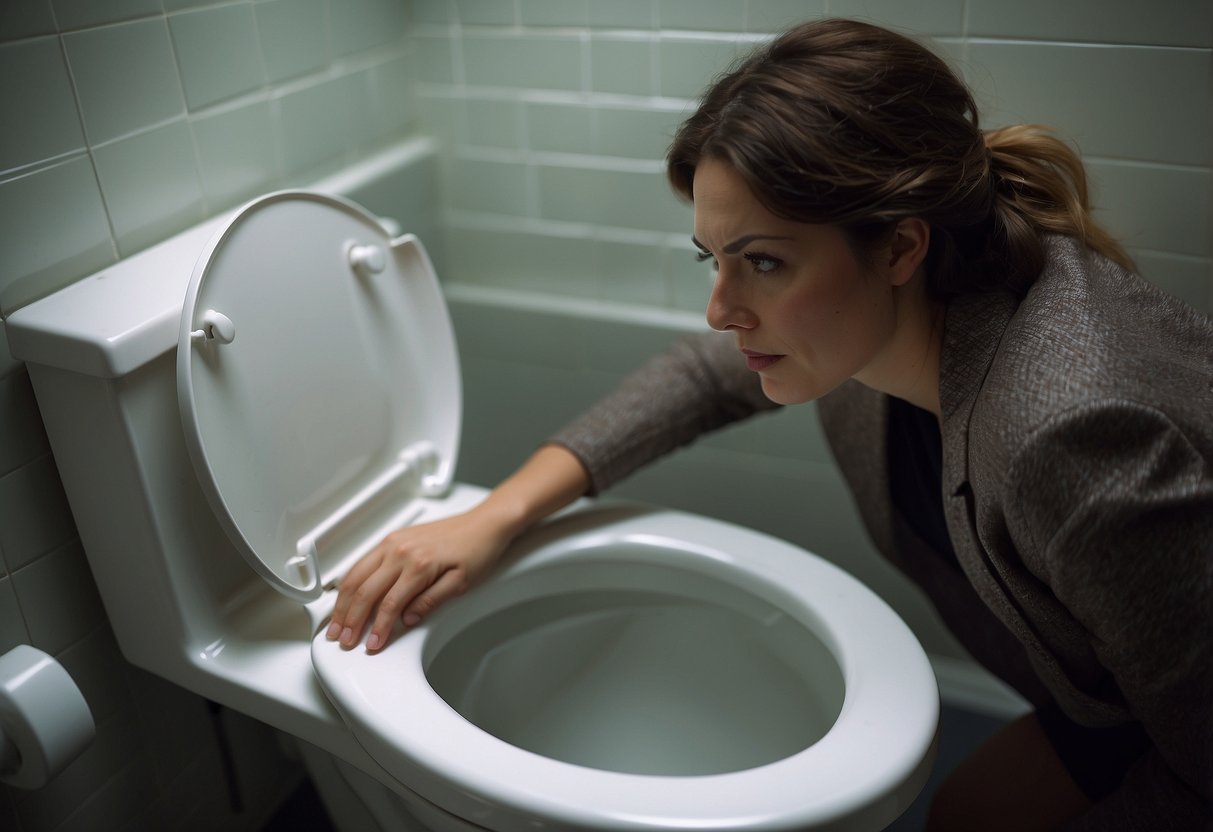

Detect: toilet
[6,187,938,831]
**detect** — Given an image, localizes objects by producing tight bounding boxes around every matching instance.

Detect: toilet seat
[312,504,939,832]
[176,191,461,602]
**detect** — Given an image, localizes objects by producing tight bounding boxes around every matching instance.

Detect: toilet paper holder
[0,644,95,789]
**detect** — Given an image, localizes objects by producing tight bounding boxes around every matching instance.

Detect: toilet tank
[5,146,452,704]
[6,213,307,679]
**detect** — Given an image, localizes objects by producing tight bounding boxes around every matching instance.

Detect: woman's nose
[706,270,756,332]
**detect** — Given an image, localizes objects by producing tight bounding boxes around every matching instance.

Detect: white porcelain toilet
[7,186,938,831]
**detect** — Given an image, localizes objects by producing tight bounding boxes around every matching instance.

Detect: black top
[886,395,958,568]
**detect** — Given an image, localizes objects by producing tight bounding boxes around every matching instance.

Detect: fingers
[365,568,468,652]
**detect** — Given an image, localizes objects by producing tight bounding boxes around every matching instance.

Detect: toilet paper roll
[0,644,95,789]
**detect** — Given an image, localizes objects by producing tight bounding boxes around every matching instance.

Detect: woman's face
[693,158,920,406]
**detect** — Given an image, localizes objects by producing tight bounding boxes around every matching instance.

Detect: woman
[326,19,1213,830]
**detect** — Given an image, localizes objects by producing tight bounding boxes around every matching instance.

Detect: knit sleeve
[546,330,780,494]
[1005,400,1213,830]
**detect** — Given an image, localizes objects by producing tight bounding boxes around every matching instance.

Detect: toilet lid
[177,191,460,603]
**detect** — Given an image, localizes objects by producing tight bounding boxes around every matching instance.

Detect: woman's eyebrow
[691,234,793,254]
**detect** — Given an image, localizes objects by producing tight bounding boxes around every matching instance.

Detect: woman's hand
[325,507,513,652]
[324,445,591,653]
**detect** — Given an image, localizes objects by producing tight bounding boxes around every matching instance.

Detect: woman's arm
[327,330,777,652]
[326,444,590,652]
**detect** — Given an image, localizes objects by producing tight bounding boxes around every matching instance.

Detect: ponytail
[984,125,1134,289]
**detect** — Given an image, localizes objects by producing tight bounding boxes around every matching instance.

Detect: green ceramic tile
[412,0,454,25]
[170,3,266,110]
[0,370,51,477]
[0,37,85,171]
[164,0,227,9]
[276,75,358,175]
[0,0,55,42]
[371,54,415,139]
[594,106,680,160]
[971,42,1210,167]
[413,33,456,83]
[519,0,588,27]
[1086,161,1210,258]
[589,0,655,29]
[1131,251,1212,314]
[745,0,824,33]
[331,0,407,57]
[829,0,964,36]
[256,0,328,83]
[658,37,746,98]
[92,120,206,256]
[191,98,278,208]
[666,240,714,312]
[466,98,523,149]
[462,33,582,91]
[63,18,185,144]
[50,0,161,31]
[969,0,1212,49]
[659,0,744,32]
[538,164,691,233]
[418,92,464,144]
[590,36,652,95]
[0,156,113,315]
[445,227,596,297]
[525,102,591,154]
[593,238,664,304]
[455,0,515,26]
[447,158,530,215]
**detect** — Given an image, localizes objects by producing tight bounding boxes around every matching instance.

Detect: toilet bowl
[6,179,937,831]
[315,505,938,832]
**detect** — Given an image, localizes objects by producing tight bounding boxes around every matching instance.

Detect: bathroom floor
[262,705,1008,832]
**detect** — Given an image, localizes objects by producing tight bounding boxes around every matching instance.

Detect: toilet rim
[311,504,939,831]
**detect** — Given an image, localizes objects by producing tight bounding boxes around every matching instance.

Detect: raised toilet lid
[177,191,460,602]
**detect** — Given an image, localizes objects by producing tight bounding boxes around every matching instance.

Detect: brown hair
[667,18,1133,298]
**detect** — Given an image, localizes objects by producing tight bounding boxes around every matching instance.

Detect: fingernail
[326,621,341,640]
[366,633,381,651]
[340,627,354,646]
[403,613,420,627]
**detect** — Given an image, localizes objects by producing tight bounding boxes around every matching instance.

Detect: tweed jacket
[550,236,1213,829]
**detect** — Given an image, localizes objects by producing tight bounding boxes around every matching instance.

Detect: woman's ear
[887,218,931,286]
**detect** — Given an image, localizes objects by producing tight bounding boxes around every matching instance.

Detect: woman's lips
[741,349,784,372]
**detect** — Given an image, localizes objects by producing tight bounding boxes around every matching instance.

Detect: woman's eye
[744,252,782,274]
[695,250,718,269]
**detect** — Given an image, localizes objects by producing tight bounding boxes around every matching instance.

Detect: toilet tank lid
[5,215,233,378]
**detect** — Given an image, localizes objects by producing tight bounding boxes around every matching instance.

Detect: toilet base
[294,737,485,832]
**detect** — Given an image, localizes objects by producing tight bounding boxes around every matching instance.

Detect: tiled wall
[0,1,414,830]
[416,0,1212,313]
[0,0,1210,829]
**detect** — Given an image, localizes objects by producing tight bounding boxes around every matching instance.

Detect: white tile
[0,454,77,571]
[969,41,1210,166]
[10,540,106,655]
